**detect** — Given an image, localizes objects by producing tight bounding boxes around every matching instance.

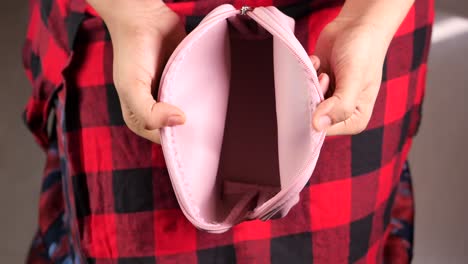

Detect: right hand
[87,0,187,144]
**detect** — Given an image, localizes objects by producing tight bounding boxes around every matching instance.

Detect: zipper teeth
[247,8,326,219]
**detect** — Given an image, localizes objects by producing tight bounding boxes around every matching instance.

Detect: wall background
[435,0,468,17]
[409,6,468,263]
[0,1,466,263]
[0,2,44,263]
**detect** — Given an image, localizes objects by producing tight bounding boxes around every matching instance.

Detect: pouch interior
[216,17,282,223]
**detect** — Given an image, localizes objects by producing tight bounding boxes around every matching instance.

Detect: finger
[120,99,165,144]
[310,55,320,70]
[146,101,185,130]
[325,87,378,135]
[121,82,186,131]
[325,109,367,136]
[139,128,162,144]
[312,73,362,131]
[318,73,330,96]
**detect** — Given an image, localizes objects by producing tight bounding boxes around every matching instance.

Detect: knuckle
[123,121,138,134]
[351,119,369,135]
[122,112,143,134]
[341,98,356,112]
[121,109,131,125]
[351,124,366,135]
[339,102,356,121]
[331,94,355,122]
[141,107,155,128]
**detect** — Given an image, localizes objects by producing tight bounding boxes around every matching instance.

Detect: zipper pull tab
[240,6,253,15]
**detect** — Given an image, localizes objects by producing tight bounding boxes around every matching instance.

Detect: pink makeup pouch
[157,4,326,233]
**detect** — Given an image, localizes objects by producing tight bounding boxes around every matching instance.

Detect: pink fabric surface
[158,4,325,233]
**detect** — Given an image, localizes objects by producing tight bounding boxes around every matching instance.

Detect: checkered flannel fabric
[22,0,433,263]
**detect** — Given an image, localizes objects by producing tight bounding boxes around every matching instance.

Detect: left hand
[311,18,391,136]
[87,0,187,144]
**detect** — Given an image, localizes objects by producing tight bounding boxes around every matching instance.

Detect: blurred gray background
[0,1,467,263]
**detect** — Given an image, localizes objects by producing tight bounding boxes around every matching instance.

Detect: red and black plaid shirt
[22,0,433,263]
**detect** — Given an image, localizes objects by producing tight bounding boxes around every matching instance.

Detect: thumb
[312,72,360,131]
[122,85,186,132]
[134,91,185,131]
[143,101,186,130]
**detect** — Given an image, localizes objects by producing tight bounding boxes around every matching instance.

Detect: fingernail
[313,60,318,68]
[318,115,332,130]
[166,115,185,127]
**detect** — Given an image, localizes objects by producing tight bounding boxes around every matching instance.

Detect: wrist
[326,17,392,54]
[86,0,167,35]
[335,0,414,44]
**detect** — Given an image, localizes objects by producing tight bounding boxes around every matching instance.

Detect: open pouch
[158,4,326,233]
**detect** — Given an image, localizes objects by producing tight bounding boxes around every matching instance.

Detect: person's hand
[311,18,391,136]
[87,0,186,144]
[310,0,415,136]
